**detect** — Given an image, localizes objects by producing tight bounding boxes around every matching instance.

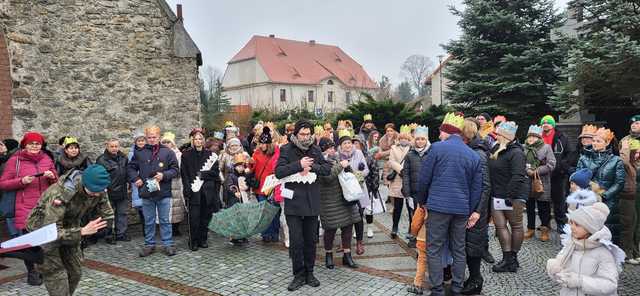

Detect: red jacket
[0,150,57,229]
[251,146,280,195]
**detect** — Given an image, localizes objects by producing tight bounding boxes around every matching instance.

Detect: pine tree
[337,93,418,130]
[444,0,563,123]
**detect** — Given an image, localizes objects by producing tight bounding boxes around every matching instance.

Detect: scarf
[58,152,88,170]
[398,139,411,147]
[151,144,160,160]
[630,129,640,140]
[558,226,625,271]
[415,146,428,158]
[524,139,544,168]
[542,128,555,146]
[290,135,314,151]
[18,150,45,164]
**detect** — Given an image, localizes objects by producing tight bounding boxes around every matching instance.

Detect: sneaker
[163,246,177,256]
[139,246,156,257]
[287,274,306,291]
[367,228,374,238]
[407,284,424,295]
[306,272,321,287]
[407,238,417,248]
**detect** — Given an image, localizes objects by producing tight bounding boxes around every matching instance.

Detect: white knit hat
[567,202,610,234]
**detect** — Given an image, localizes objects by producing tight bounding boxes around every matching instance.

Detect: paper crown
[161,132,176,144]
[213,131,224,140]
[630,139,640,151]
[527,125,543,137]
[338,129,353,139]
[399,124,412,135]
[579,124,598,138]
[337,120,348,129]
[233,153,247,164]
[363,114,373,122]
[63,136,79,147]
[314,125,324,135]
[442,112,465,130]
[595,128,615,144]
[224,121,234,127]
[409,123,419,131]
[496,121,519,140]
[414,126,429,138]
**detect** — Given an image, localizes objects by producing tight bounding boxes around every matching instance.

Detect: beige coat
[387,144,410,198]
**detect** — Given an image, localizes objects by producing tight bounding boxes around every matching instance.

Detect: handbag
[530,170,544,198]
[386,160,404,181]
[0,158,19,218]
[338,171,364,202]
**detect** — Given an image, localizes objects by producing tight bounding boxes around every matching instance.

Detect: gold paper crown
[442,112,465,130]
[264,121,276,130]
[595,128,615,144]
[161,132,176,143]
[338,129,353,139]
[63,136,79,147]
[399,125,412,135]
[233,153,247,164]
[580,124,598,138]
[345,120,353,128]
[225,121,234,127]
[314,125,324,135]
[337,120,348,129]
[630,139,640,151]
[363,114,373,121]
[409,123,418,131]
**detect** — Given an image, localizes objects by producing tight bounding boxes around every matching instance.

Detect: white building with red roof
[222,35,378,112]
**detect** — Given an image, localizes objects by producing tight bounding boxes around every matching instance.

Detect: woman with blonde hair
[388,125,413,238]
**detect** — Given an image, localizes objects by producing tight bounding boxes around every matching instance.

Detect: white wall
[430,70,451,106]
[221,59,269,88]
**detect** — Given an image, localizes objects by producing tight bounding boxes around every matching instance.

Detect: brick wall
[0,31,12,139]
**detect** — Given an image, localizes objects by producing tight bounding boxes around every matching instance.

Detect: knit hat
[630,115,640,124]
[567,202,610,234]
[226,137,241,147]
[495,121,518,141]
[338,129,353,145]
[132,130,145,141]
[20,132,45,149]
[578,124,598,139]
[440,112,465,135]
[353,135,366,144]
[63,137,79,148]
[540,115,556,128]
[259,127,272,144]
[294,120,313,136]
[527,125,543,139]
[318,137,335,152]
[3,139,19,152]
[82,164,111,193]
[478,113,492,122]
[570,168,593,189]
[414,126,429,139]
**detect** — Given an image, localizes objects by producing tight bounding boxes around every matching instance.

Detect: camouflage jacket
[26,170,114,247]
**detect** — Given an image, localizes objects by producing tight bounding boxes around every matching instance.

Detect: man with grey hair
[96,138,130,243]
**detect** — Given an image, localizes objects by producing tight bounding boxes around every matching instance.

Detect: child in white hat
[546,202,624,296]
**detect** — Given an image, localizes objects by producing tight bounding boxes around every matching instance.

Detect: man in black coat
[96,138,130,243]
[275,120,332,292]
[180,128,221,251]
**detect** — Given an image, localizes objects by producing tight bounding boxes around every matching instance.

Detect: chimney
[269,34,275,38]
[309,40,316,46]
[176,4,183,21]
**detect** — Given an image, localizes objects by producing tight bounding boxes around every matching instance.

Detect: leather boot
[492,252,517,273]
[461,277,483,295]
[287,273,306,291]
[325,252,335,269]
[524,228,535,240]
[539,226,550,242]
[342,252,358,268]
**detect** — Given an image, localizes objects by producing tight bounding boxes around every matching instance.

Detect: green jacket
[577,148,626,243]
[26,170,114,248]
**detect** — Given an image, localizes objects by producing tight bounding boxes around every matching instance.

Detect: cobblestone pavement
[1,198,640,295]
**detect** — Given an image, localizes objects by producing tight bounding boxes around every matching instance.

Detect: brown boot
[524,229,535,240]
[540,226,550,242]
[356,240,365,255]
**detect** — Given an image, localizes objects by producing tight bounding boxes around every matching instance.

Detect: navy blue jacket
[127,144,179,200]
[416,135,482,216]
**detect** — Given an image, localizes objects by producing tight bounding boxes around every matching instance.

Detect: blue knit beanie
[570,168,592,189]
[82,164,111,193]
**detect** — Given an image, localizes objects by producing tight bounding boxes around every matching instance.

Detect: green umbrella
[208,201,279,239]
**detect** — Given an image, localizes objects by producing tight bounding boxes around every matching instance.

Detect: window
[327,80,334,85]
[346,91,352,104]
[327,91,334,103]
[280,89,286,102]
[308,90,314,102]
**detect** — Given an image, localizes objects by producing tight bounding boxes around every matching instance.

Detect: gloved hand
[557,272,581,288]
[358,162,365,171]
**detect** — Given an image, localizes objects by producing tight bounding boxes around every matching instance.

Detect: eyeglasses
[27,142,42,147]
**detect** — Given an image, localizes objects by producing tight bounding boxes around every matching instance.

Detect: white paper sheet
[493,198,513,211]
[1,223,57,248]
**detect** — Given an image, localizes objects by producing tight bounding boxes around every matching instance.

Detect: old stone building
[0,0,202,154]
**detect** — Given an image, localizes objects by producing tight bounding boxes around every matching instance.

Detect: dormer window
[327,80,334,85]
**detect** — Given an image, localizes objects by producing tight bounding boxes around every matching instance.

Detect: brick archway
[0,30,12,139]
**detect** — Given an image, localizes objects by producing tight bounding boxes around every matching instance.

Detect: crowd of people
[0,112,638,295]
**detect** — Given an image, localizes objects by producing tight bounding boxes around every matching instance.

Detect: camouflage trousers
[38,245,83,296]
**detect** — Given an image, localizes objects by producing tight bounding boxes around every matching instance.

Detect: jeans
[526,199,551,229]
[142,197,173,247]
[108,198,128,237]
[427,211,467,296]
[5,217,20,238]
[620,198,637,258]
[257,195,281,240]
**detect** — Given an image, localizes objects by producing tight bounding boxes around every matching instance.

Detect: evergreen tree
[396,81,415,101]
[337,93,418,130]
[444,0,563,123]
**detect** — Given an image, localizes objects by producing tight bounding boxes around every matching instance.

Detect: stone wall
[0,0,201,155]
[0,31,11,140]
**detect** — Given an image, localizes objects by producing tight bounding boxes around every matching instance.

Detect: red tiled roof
[228,35,378,89]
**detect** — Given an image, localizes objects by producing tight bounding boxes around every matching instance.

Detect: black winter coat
[401,147,429,199]
[488,141,528,202]
[180,148,221,207]
[275,143,332,216]
[550,130,573,177]
[127,144,179,200]
[96,151,129,201]
[318,160,360,230]
[465,137,491,257]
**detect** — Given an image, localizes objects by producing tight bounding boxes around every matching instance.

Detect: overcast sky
[166,0,571,86]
